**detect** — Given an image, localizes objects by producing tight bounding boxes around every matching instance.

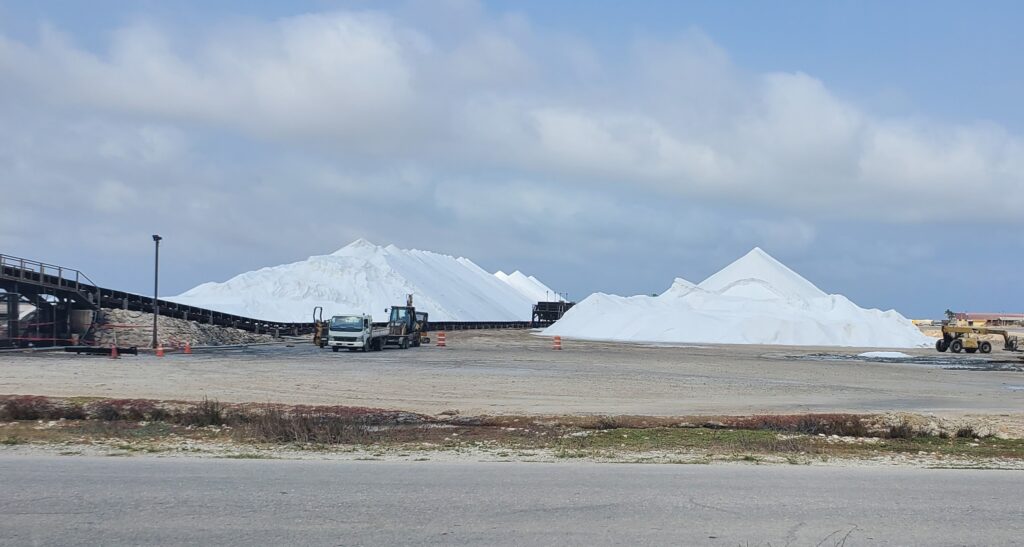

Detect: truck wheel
[979,341,992,354]
[950,339,963,353]
[401,338,408,349]
[935,339,948,353]
[332,347,339,353]
[361,341,369,352]
[412,338,420,348]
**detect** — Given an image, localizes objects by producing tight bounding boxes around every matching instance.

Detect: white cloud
[93,179,139,212]
[1,14,420,142]
[2,10,1021,224]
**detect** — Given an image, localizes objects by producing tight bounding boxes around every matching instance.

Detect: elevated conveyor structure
[2,253,535,348]
[1,253,314,346]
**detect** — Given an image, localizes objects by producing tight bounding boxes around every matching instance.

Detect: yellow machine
[384,294,429,348]
[936,323,1020,354]
[312,306,327,348]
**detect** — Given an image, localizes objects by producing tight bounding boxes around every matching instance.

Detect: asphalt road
[1,456,1022,546]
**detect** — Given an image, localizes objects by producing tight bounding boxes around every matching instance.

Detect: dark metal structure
[1,255,99,348]
[425,321,533,331]
[151,234,162,348]
[531,301,576,327]
[1,253,315,347]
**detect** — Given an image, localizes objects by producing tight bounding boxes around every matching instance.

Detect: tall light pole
[152,234,162,349]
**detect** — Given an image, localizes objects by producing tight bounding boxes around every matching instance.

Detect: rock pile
[91,309,276,348]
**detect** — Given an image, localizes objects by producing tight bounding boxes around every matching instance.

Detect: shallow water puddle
[790,352,1024,372]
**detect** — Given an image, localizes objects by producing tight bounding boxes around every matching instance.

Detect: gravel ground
[1,330,1021,423]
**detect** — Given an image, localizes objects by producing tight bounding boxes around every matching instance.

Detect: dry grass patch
[2,396,1023,464]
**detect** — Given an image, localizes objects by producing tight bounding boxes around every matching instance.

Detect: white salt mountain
[544,247,932,348]
[495,270,566,303]
[170,239,558,322]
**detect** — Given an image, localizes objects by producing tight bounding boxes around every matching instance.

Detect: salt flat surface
[169,239,557,321]
[2,330,1020,417]
[544,248,932,349]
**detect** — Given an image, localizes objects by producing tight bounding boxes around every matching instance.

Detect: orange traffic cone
[552,335,562,350]
[155,343,164,357]
[110,344,119,359]
[436,331,446,348]
[183,342,192,354]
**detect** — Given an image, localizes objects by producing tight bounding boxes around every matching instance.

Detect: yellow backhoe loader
[936,323,1020,354]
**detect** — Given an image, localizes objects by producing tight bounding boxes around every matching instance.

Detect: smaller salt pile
[543,248,932,348]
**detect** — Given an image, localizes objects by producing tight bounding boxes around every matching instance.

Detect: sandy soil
[6,439,1024,469]
[1,330,1021,421]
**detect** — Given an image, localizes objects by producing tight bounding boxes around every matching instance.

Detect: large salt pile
[169,239,558,322]
[543,248,932,348]
[495,270,565,303]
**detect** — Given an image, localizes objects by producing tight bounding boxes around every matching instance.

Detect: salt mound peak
[697,247,826,301]
[331,237,378,256]
[658,277,698,299]
[171,239,556,322]
[494,269,563,302]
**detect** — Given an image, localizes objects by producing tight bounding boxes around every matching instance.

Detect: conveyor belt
[1,253,538,341]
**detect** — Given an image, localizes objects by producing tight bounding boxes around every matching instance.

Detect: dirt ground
[1,330,1021,422]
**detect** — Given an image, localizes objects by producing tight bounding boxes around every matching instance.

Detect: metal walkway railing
[1,253,540,340]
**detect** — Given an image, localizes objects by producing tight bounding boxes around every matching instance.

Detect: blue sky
[1,0,1022,317]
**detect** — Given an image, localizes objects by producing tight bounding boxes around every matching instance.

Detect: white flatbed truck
[327,314,388,352]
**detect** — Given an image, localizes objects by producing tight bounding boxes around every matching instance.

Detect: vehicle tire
[935,339,948,353]
[950,339,963,353]
[412,338,420,348]
[332,347,339,353]
[361,341,369,352]
[979,341,992,354]
[401,338,408,349]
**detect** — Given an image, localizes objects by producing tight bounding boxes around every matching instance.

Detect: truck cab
[328,314,376,352]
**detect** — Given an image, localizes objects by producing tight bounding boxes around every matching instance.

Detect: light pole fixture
[152,234,162,349]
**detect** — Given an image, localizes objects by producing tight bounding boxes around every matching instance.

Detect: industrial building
[954,312,1024,327]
